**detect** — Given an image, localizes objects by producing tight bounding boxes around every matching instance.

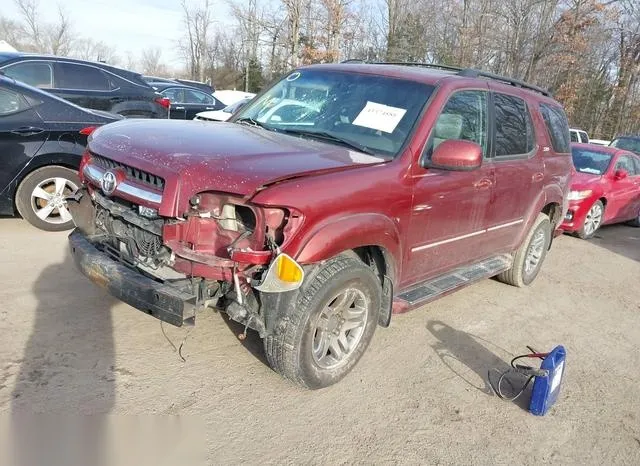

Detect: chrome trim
[83,164,163,204]
[411,218,523,252]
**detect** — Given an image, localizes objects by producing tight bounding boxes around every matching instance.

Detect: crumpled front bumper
[69,230,197,327]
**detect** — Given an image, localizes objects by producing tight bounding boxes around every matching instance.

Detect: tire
[627,207,640,227]
[577,200,604,239]
[15,166,80,232]
[264,255,381,389]
[497,213,551,288]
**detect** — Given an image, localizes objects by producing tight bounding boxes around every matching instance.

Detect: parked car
[609,135,640,155]
[67,62,571,388]
[194,96,253,122]
[589,138,610,146]
[143,76,214,94]
[150,82,225,120]
[570,128,589,143]
[561,143,640,238]
[0,74,121,231]
[0,52,169,118]
[213,90,255,106]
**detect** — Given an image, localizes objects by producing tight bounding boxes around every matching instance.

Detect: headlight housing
[567,190,593,201]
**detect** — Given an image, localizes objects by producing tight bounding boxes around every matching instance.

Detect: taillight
[155,97,171,109]
[78,150,92,183]
[79,126,97,136]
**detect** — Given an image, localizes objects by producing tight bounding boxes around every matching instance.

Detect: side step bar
[396,254,513,307]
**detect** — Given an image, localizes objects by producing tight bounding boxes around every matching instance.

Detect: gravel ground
[1,218,639,465]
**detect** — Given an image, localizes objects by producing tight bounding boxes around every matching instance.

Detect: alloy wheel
[524,228,546,277]
[30,177,79,225]
[583,203,603,236]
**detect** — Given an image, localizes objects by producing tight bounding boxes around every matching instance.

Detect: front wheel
[264,255,381,389]
[497,213,551,287]
[578,200,604,239]
[627,207,640,227]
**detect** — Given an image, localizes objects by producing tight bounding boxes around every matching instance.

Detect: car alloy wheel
[311,287,368,369]
[524,228,546,277]
[30,177,79,225]
[583,203,603,236]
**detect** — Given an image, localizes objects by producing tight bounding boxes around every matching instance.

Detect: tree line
[2,0,639,139]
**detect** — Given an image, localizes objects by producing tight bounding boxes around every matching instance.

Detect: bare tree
[179,0,213,82]
[45,6,73,56]
[140,47,168,76]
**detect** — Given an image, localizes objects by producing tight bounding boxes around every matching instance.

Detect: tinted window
[430,90,489,157]
[55,63,111,90]
[161,88,184,103]
[540,103,570,153]
[571,147,613,175]
[610,137,640,155]
[183,89,214,104]
[615,155,638,176]
[0,88,30,115]
[579,131,589,143]
[3,62,53,88]
[494,93,534,156]
[570,131,579,142]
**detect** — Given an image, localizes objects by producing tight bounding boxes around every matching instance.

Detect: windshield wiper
[235,117,273,131]
[279,129,378,156]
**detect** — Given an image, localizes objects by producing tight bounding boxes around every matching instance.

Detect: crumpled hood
[88,119,386,215]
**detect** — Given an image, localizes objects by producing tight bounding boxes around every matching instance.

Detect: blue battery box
[529,345,566,416]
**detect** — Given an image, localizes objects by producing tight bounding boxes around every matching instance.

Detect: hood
[194,110,230,121]
[88,119,386,214]
[570,170,602,189]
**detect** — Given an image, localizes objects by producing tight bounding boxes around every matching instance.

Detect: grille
[92,153,165,191]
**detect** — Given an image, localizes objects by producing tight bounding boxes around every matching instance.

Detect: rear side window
[493,93,534,156]
[570,131,579,142]
[55,63,111,90]
[3,62,53,88]
[0,88,30,115]
[183,89,214,105]
[579,131,589,143]
[540,103,570,153]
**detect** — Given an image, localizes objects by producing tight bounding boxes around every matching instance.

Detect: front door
[607,154,640,222]
[405,89,493,287]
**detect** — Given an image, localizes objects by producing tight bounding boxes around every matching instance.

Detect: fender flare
[293,213,402,284]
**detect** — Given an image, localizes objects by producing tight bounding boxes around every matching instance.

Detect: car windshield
[610,137,640,154]
[232,69,434,158]
[571,147,613,175]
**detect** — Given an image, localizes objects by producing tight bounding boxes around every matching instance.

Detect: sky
[2,0,232,71]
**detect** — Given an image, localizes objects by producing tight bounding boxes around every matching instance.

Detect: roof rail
[338,59,551,97]
[457,68,550,97]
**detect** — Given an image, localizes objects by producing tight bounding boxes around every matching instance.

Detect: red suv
[68,63,572,388]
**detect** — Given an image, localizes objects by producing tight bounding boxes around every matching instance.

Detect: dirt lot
[1,217,639,465]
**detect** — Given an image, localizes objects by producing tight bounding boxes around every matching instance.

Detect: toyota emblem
[100,170,118,195]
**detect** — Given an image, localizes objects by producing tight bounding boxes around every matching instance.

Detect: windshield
[571,147,613,175]
[232,69,434,157]
[610,137,640,154]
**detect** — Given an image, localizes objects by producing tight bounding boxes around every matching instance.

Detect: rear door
[483,91,542,252]
[607,154,639,221]
[0,87,48,195]
[182,89,221,119]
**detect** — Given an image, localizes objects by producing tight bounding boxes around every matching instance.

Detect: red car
[561,143,640,238]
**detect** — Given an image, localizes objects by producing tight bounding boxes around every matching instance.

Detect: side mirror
[614,169,628,180]
[427,139,483,171]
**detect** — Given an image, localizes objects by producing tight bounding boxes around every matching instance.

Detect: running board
[396,254,513,306]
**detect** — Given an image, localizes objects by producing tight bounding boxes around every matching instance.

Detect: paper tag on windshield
[352,102,407,133]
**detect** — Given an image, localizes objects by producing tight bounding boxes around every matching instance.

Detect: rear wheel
[264,255,380,389]
[578,200,604,239]
[15,166,79,231]
[497,213,551,287]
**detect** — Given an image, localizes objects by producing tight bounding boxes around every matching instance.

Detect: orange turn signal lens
[276,254,303,283]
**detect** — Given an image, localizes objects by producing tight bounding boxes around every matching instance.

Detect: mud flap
[379,275,392,327]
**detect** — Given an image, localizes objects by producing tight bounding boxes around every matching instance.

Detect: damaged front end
[68,160,305,336]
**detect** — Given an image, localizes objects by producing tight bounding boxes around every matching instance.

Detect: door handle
[532,172,544,182]
[10,126,44,136]
[474,178,493,189]
[174,106,185,110]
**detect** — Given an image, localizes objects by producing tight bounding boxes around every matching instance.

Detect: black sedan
[149,82,225,120]
[0,74,121,231]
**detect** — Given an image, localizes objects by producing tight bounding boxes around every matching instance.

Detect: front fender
[292,213,402,282]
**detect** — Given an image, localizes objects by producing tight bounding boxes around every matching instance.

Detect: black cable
[488,349,549,401]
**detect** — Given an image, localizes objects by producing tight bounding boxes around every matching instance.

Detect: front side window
[615,155,638,176]
[0,88,30,115]
[571,147,613,175]
[233,69,434,158]
[540,103,570,153]
[55,63,111,90]
[494,93,534,157]
[184,89,214,104]
[3,62,53,88]
[429,90,488,157]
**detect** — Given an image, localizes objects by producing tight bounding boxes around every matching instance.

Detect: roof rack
[339,59,551,97]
